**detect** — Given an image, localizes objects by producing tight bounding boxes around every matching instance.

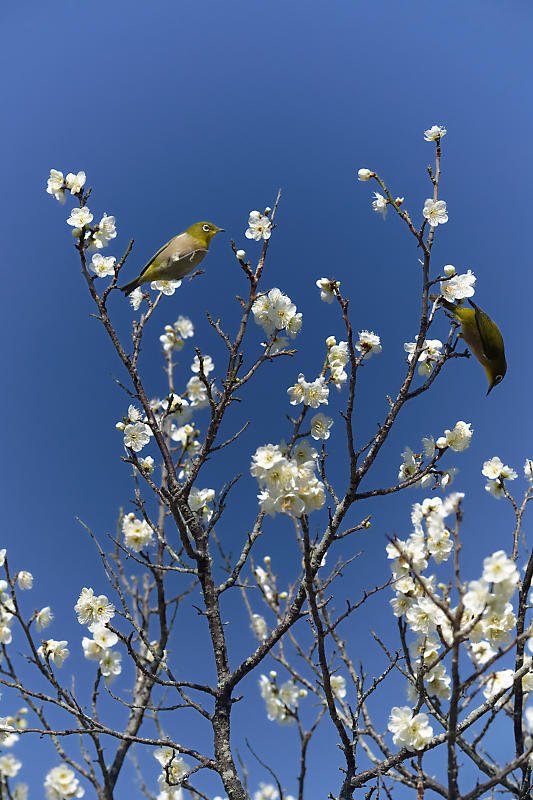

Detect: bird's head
[187,221,224,247]
[485,357,507,395]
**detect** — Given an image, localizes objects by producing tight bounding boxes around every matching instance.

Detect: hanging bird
[439,298,507,394]
[120,221,224,296]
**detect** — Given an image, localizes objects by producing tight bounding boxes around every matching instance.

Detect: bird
[120,221,224,296]
[439,298,507,394]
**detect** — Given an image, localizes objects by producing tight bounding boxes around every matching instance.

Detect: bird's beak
[216,227,225,233]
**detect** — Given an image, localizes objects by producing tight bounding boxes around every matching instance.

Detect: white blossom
[99,648,122,682]
[38,639,69,667]
[67,207,93,228]
[310,413,333,441]
[46,169,66,203]
[330,675,346,699]
[356,330,382,358]
[251,613,268,641]
[36,606,53,631]
[424,125,447,141]
[388,706,433,751]
[357,168,373,181]
[191,354,214,375]
[17,571,33,590]
[436,421,473,452]
[245,210,272,241]
[92,213,117,249]
[423,198,448,227]
[0,754,21,778]
[65,171,86,195]
[440,270,476,302]
[44,764,84,799]
[150,280,181,295]
[122,513,154,552]
[90,253,116,277]
[372,192,387,219]
[316,278,340,303]
[129,287,143,310]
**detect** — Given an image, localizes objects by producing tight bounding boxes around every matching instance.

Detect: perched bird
[439,298,507,394]
[120,221,224,296]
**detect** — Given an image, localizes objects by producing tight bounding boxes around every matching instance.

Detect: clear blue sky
[2,0,532,796]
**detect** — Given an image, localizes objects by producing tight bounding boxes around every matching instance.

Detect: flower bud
[269,670,277,679]
[436,436,448,449]
[443,264,456,277]
[264,206,272,215]
[326,335,336,347]
[364,520,371,529]
[357,168,373,181]
[115,422,126,431]
[263,555,271,565]
[395,197,404,206]
[279,591,288,600]
[236,249,246,260]
[298,689,308,698]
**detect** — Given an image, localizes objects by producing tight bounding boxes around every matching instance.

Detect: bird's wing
[138,235,180,279]
[138,233,207,278]
[470,302,503,360]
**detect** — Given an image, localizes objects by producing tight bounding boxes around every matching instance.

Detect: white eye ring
[203,224,210,232]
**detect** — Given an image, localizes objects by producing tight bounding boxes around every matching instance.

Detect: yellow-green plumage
[120,221,224,296]
[440,298,507,394]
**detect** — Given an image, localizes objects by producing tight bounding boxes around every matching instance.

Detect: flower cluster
[252,288,302,338]
[482,456,517,498]
[398,446,432,489]
[251,442,325,517]
[316,278,340,304]
[0,576,15,646]
[287,373,328,407]
[388,707,433,751]
[440,268,476,303]
[76,589,121,684]
[436,421,473,452]
[259,673,302,725]
[356,330,382,358]
[45,764,85,799]
[188,487,215,521]
[46,169,86,204]
[153,747,189,797]
[122,513,154,552]
[326,337,349,389]
[245,209,272,241]
[160,316,194,353]
[404,338,443,376]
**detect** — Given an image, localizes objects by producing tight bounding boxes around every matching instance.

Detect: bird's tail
[120,278,140,296]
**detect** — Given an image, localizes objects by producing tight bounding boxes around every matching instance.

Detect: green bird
[439,298,507,394]
[120,221,224,296]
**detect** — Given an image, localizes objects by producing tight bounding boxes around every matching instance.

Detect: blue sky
[2,0,533,796]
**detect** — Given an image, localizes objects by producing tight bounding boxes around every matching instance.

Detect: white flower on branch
[251,444,325,518]
[67,207,93,228]
[123,421,151,452]
[129,287,143,310]
[65,171,86,195]
[482,457,517,481]
[38,639,69,667]
[388,706,433,751]
[357,168,373,181]
[245,210,272,241]
[482,550,519,585]
[91,212,117,250]
[36,606,53,631]
[424,124,447,141]
[16,571,33,590]
[251,613,268,641]
[372,192,387,219]
[46,169,66,203]
[44,764,84,799]
[122,513,154,552]
[356,330,382,358]
[0,754,21,778]
[310,412,333,441]
[90,253,116,277]
[75,587,115,630]
[150,279,181,295]
[440,269,476,302]
[330,675,346,699]
[404,338,443,376]
[422,198,448,227]
[191,354,214,375]
[316,277,340,304]
[252,288,300,336]
[436,421,473,452]
[99,648,122,683]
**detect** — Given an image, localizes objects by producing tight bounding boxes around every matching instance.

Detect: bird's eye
[495,375,503,384]
[203,224,211,232]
